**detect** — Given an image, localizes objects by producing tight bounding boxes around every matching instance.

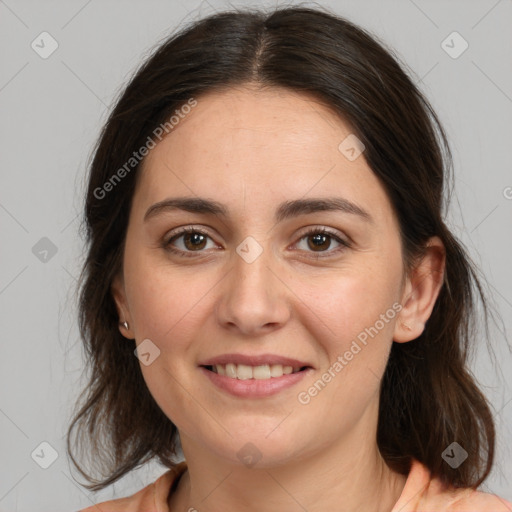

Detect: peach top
[78,459,512,511]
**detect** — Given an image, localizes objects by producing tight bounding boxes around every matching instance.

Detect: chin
[203,425,314,469]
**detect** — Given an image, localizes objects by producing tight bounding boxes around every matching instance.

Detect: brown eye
[164,227,216,257]
[307,232,331,251]
[181,232,207,251]
[295,227,350,257]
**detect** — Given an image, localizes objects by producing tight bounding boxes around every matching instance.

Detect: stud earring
[119,320,129,330]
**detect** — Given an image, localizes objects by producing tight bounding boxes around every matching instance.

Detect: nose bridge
[232,235,275,301]
[217,235,289,333]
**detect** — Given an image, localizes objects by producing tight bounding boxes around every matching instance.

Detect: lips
[199,356,313,397]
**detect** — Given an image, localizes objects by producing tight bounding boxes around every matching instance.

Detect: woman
[69,5,511,511]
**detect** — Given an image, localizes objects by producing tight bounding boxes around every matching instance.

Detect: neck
[169,424,407,512]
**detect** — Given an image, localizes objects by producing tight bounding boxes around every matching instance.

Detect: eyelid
[166,225,211,238]
[294,225,350,244]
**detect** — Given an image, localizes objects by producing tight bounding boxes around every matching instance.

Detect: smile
[204,363,307,380]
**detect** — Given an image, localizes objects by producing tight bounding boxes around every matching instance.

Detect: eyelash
[163,226,351,259]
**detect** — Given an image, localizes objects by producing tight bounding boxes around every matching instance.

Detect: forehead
[135,86,394,222]
[145,86,351,171]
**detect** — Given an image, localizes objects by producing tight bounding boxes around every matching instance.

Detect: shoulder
[77,461,187,512]
[392,459,512,512]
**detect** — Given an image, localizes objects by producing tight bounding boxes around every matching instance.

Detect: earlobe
[394,236,445,343]
[111,273,134,339]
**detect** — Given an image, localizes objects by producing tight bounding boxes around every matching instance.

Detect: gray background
[0,0,511,510]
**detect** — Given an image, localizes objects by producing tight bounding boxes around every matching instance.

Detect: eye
[293,227,350,257]
[163,226,218,258]
[163,226,350,258]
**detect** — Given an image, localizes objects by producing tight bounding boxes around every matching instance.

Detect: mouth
[201,363,311,380]
[199,355,314,397]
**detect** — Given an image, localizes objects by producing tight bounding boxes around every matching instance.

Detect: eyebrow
[143,196,373,224]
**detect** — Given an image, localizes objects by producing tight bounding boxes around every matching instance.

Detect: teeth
[211,363,301,379]
[237,364,253,380]
[253,365,271,380]
[270,364,284,377]
[225,363,237,378]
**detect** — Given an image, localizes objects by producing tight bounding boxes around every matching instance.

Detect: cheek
[123,262,216,429]
[294,273,400,425]
[124,251,219,344]
[303,265,401,352]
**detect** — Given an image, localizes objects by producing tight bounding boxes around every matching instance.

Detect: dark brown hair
[67,4,497,491]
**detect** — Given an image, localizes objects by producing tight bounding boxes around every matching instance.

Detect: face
[112,85,411,467]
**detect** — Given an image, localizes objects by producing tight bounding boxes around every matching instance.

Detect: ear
[111,271,135,339]
[394,236,446,343]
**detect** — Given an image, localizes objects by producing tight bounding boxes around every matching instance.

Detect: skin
[111,84,445,512]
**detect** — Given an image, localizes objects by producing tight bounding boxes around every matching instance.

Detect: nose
[215,241,291,336]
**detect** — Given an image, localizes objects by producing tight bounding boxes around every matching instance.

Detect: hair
[67,4,497,492]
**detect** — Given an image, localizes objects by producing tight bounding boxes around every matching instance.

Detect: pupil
[186,233,206,250]
[309,233,329,251]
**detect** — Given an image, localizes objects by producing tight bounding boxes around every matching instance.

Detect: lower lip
[199,366,312,398]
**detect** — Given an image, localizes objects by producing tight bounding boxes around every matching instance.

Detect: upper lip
[199,353,313,369]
